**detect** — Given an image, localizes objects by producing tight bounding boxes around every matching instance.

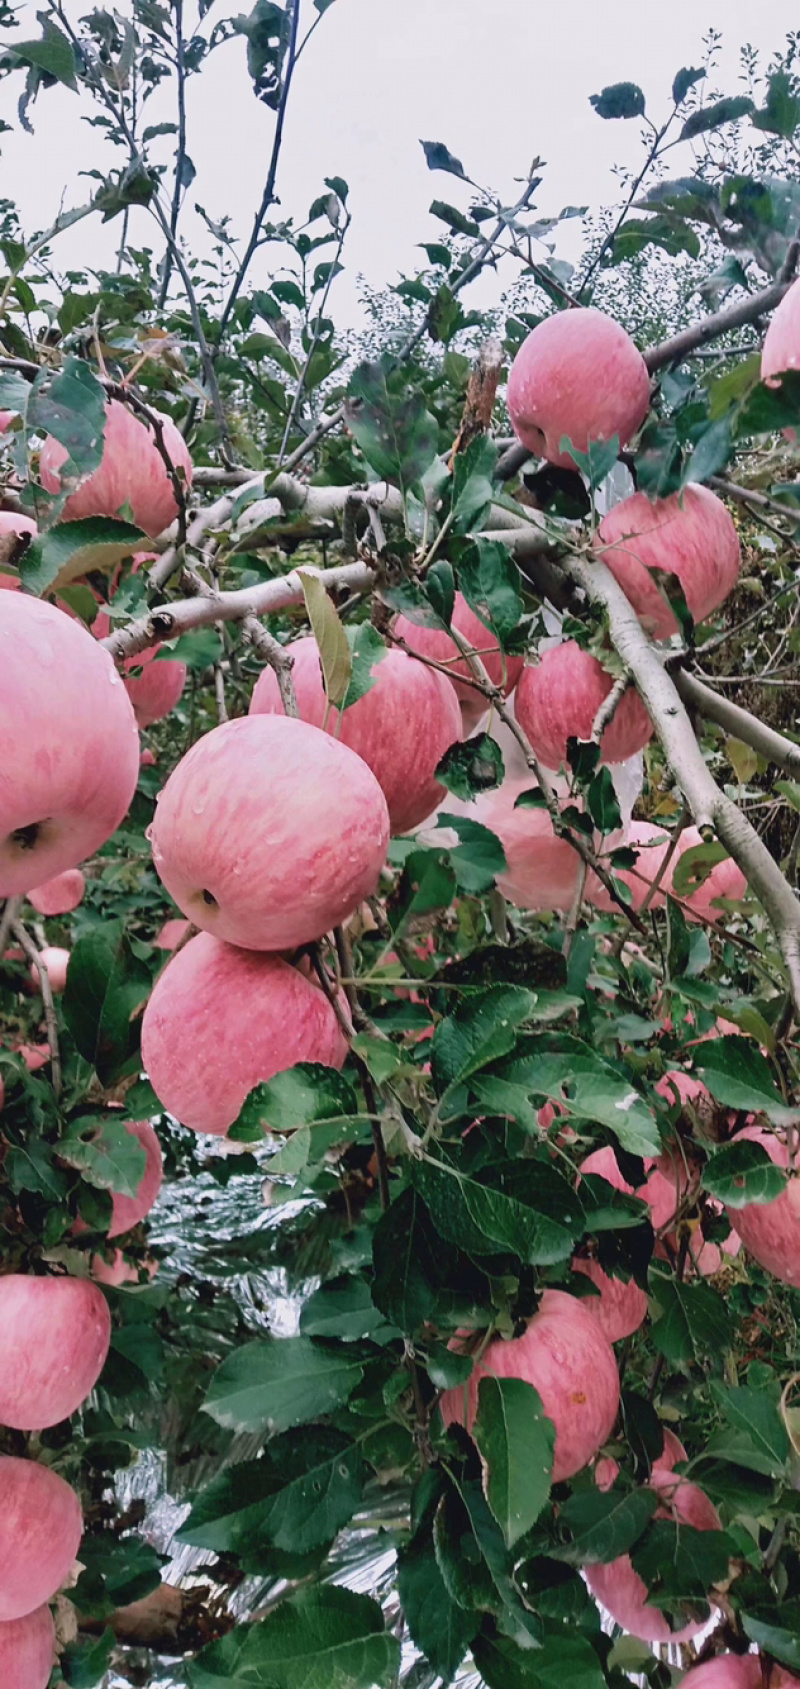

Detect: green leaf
[474,1627,607,1689]
[496,1042,661,1157]
[702,1139,787,1209]
[554,1487,658,1565]
[178,1429,365,1556]
[20,517,146,597]
[412,1156,582,1265]
[650,1272,733,1367]
[737,370,800,436]
[62,921,154,1085]
[202,1337,364,1434]
[6,16,78,89]
[58,1116,147,1198]
[228,1066,359,1144]
[436,733,505,800]
[340,623,386,710]
[752,70,800,139]
[630,1521,732,1616]
[683,415,733,484]
[166,627,223,670]
[612,216,701,263]
[586,767,622,835]
[232,0,292,110]
[372,1186,459,1331]
[28,358,106,482]
[436,812,507,893]
[432,985,538,1093]
[299,1277,391,1343]
[430,199,480,238]
[452,433,497,532]
[420,139,466,179]
[60,1631,115,1689]
[711,1382,789,1477]
[297,571,351,709]
[189,1587,400,1689]
[590,82,646,119]
[680,95,754,140]
[743,1604,800,1672]
[397,1529,477,1682]
[693,1037,800,1124]
[456,536,524,647]
[561,434,620,488]
[473,1377,554,1548]
[345,360,439,494]
[670,840,730,898]
[672,66,706,104]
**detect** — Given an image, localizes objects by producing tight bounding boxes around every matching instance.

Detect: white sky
[1,0,798,330]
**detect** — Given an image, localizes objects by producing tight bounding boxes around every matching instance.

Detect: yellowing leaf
[297,570,352,708]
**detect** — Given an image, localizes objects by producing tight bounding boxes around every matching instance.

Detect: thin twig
[158,0,187,309]
[241,614,299,717]
[12,919,61,1098]
[0,896,21,957]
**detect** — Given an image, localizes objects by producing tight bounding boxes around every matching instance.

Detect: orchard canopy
[9,10,800,1689]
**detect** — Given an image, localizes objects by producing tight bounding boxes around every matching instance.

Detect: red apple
[654,1427,687,1472]
[0,1275,110,1430]
[249,636,462,834]
[571,1257,648,1343]
[141,932,349,1134]
[726,1124,800,1288]
[0,509,37,549]
[515,642,653,770]
[586,1468,721,1642]
[440,1289,619,1483]
[108,1121,163,1237]
[594,485,740,640]
[154,917,192,951]
[92,609,186,728]
[587,820,672,913]
[679,1662,762,1689]
[470,776,582,912]
[392,591,523,711]
[762,275,800,395]
[27,869,85,916]
[0,1456,83,1619]
[673,825,747,923]
[0,593,139,896]
[507,306,650,468]
[39,399,193,538]
[148,715,390,950]
[579,1143,688,1233]
[29,945,70,995]
[0,1605,56,1689]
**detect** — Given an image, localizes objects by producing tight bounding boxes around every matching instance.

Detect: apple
[91,1250,159,1286]
[654,1427,688,1472]
[679,1661,762,1689]
[29,945,70,995]
[141,932,349,1134]
[148,715,390,950]
[515,642,653,770]
[587,820,746,920]
[594,485,741,640]
[0,508,37,574]
[154,917,192,951]
[571,1257,648,1343]
[39,399,193,538]
[0,1606,56,1689]
[726,1124,800,1288]
[440,1288,619,1483]
[586,1468,721,1642]
[249,637,462,834]
[28,868,85,916]
[392,591,523,714]
[0,1275,111,1430]
[108,1121,163,1237]
[762,274,800,398]
[674,824,747,923]
[468,776,582,912]
[92,609,187,729]
[579,1142,688,1233]
[0,1456,83,1619]
[0,593,139,896]
[507,306,650,468]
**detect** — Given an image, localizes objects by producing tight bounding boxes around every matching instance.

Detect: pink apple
[107,1121,163,1237]
[0,1605,56,1689]
[0,1456,83,1619]
[148,715,390,950]
[655,1070,711,1111]
[249,637,462,834]
[726,1124,800,1288]
[594,485,741,639]
[470,777,582,912]
[27,868,85,916]
[0,1275,110,1430]
[673,825,747,923]
[440,1289,619,1483]
[0,593,139,896]
[679,1661,762,1689]
[154,917,192,951]
[39,399,193,538]
[515,642,653,770]
[507,307,650,468]
[579,1143,688,1233]
[91,1250,159,1287]
[654,1427,688,1472]
[92,609,186,729]
[392,591,523,710]
[586,1469,721,1642]
[571,1257,648,1342]
[141,932,349,1134]
[762,275,800,404]
[587,820,673,913]
[29,945,70,995]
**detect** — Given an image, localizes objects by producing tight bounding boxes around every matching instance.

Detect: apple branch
[673,669,800,780]
[11,919,61,1098]
[568,553,800,1013]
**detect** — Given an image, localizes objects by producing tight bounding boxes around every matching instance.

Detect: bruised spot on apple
[515,641,653,770]
[250,637,463,836]
[0,1456,83,1620]
[148,715,390,951]
[439,1289,619,1483]
[0,1276,111,1430]
[0,594,139,897]
[141,932,349,1134]
[0,1605,56,1689]
[39,399,193,539]
[507,306,650,469]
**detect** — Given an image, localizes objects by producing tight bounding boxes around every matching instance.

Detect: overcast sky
[1,0,798,330]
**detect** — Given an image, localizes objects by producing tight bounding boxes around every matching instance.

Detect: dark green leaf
[372,1186,460,1330]
[421,140,466,179]
[672,66,706,104]
[299,1277,391,1343]
[178,1430,365,1555]
[473,1377,554,1547]
[436,733,505,799]
[60,1631,115,1689]
[630,1521,732,1615]
[6,16,77,89]
[58,1116,147,1198]
[188,1587,400,1689]
[650,1272,733,1367]
[555,1487,658,1565]
[202,1337,364,1434]
[743,1603,800,1672]
[429,199,480,238]
[228,1066,359,1144]
[436,812,507,893]
[21,517,146,596]
[474,1627,606,1689]
[340,623,386,710]
[702,1139,787,1209]
[431,986,538,1092]
[586,767,622,835]
[680,96,754,140]
[345,360,439,493]
[456,536,524,647]
[752,71,800,139]
[711,1382,789,1477]
[590,82,646,120]
[560,434,620,488]
[397,1529,477,1682]
[62,922,153,1085]
[693,1037,798,1124]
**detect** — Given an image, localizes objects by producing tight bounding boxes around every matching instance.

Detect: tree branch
[644,276,793,372]
[12,919,61,1098]
[157,0,187,309]
[673,669,800,779]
